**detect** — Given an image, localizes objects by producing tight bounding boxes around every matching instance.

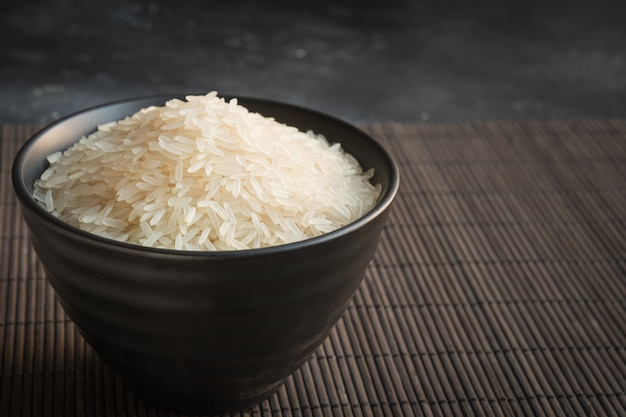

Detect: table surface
[1,119,625,416]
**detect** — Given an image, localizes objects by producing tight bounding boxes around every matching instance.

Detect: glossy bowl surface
[12,95,399,413]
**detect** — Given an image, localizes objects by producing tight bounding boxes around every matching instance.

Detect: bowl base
[131,378,286,414]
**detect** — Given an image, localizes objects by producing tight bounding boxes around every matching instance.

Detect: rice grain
[33,92,381,250]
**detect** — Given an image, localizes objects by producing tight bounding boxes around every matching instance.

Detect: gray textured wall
[1,0,625,123]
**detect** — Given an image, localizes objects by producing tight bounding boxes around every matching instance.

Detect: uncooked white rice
[33,92,381,251]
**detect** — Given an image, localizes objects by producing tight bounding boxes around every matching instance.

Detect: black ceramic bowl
[12,95,399,413]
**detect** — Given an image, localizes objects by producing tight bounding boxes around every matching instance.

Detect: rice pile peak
[33,93,381,250]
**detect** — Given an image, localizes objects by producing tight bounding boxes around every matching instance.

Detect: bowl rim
[12,94,400,258]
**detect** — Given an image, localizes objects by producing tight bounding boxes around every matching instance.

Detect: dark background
[1,0,625,123]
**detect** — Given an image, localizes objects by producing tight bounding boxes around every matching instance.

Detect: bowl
[11,95,400,413]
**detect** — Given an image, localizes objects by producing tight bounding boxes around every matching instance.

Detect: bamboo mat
[1,119,625,416]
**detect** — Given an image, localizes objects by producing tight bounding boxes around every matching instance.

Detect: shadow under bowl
[11,95,400,413]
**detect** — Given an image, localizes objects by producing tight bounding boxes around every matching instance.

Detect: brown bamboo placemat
[1,119,625,416]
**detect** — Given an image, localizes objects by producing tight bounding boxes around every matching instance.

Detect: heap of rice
[33,92,381,251]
